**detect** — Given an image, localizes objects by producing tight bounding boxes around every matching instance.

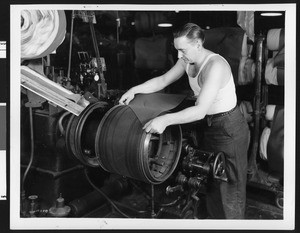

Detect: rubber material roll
[238,57,255,85]
[276,67,284,86]
[238,56,255,85]
[240,33,248,57]
[273,48,285,68]
[267,105,284,174]
[265,58,284,86]
[259,127,271,161]
[21,10,66,59]
[266,28,284,51]
[265,105,276,121]
[238,101,253,122]
[95,105,182,184]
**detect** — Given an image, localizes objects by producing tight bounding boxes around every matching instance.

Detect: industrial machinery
[21,90,228,218]
[19,9,284,220]
[20,9,229,219]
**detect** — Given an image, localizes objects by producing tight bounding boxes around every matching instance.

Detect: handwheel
[275,192,283,209]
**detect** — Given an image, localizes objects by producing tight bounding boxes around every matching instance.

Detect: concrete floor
[245,185,283,219]
[85,184,283,220]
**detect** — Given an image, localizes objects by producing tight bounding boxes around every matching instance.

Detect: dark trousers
[203,106,250,219]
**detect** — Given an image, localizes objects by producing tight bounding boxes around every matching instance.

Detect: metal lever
[166,185,184,195]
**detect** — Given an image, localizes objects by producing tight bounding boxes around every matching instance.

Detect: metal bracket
[21,65,89,116]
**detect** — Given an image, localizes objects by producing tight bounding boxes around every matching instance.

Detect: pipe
[248,34,265,180]
[116,11,120,44]
[88,15,106,99]
[151,184,155,218]
[67,10,75,80]
[69,190,108,217]
[21,107,35,192]
[21,107,35,216]
[37,165,83,179]
[81,170,130,218]
[20,164,84,179]
[58,111,71,136]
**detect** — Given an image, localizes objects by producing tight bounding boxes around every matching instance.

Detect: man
[119,23,249,219]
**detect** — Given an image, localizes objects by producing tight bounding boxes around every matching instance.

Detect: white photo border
[10,3,296,230]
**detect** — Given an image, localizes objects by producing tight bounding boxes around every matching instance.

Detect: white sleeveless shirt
[187,54,237,114]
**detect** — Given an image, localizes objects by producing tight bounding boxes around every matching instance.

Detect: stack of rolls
[21,10,66,60]
[259,105,276,161]
[264,28,285,86]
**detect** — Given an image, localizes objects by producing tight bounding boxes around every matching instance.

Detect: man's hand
[119,90,135,105]
[143,116,168,134]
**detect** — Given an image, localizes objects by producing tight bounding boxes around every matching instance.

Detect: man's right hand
[118,90,135,105]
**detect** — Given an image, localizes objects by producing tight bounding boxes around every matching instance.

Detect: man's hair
[173,23,205,43]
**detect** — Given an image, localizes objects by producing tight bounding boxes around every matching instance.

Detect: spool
[95,105,182,184]
[21,10,66,59]
[65,102,108,167]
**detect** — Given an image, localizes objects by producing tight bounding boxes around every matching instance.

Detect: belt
[206,105,238,119]
[205,105,238,126]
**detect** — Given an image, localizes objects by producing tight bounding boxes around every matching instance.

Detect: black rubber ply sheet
[128,93,186,125]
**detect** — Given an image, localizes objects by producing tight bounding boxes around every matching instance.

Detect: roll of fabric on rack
[265,58,284,85]
[266,28,284,51]
[238,57,255,85]
[21,10,66,59]
[238,100,253,123]
[237,33,255,85]
[267,105,284,174]
[259,105,276,161]
[265,104,276,121]
[272,47,285,67]
[259,104,283,166]
[259,126,271,161]
[264,28,284,86]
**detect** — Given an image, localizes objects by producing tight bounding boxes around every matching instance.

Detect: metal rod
[88,14,106,98]
[248,35,265,180]
[21,107,34,192]
[21,164,84,179]
[116,11,120,44]
[67,10,75,80]
[151,184,155,218]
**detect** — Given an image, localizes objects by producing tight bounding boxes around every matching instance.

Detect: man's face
[174,36,199,64]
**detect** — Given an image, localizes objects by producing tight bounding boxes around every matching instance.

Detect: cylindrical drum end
[95,105,182,184]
